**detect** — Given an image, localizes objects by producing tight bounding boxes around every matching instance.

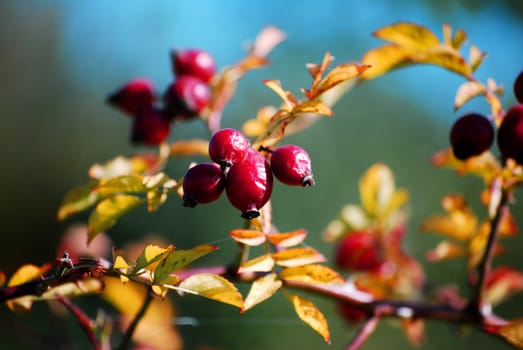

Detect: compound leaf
[242,273,282,312]
[280,264,344,285]
[272,247,326,267]
[178,273,243,309]
[154,245,217,284]
[288,294,330,343]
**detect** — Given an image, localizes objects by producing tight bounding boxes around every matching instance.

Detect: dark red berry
[130,107,171,146]
[337,302,366,323]
[172,48,216,83]
[270,144,315,186]
[163,76,211,120]
[449,113,494,160]
[107,78,155,116]
[497,104,523,164]
[182,162,225,207]
[209,128,250,167]
[514,70,523,103]
[225,149,273,219]
[335,231,383,272]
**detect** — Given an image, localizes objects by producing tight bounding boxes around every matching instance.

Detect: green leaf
[242,273,282,312]
[95,174,147,196]
[57,181,99,221]
[87,194,145,242]
[178,273,244,309]
[288,294,330,343]
[132,245,174,274]
[154,245,217,284]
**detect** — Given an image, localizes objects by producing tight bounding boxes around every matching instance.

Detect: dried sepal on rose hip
[130,106,171,146]
[209,128,251,167]
[269,144,315,186]
[225,149,273,219]
[171,48,216,83]
[107,78,156,116]
[497,104,523,164]
[163,75,211,120]
[449,112,494,160]
[182,162,225,208]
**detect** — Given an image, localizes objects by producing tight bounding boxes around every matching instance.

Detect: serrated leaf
[280,264,344,285]
[95,174,147,196]
[242,273,282,312]
[494,319,523,348]
[266,229,307,248]
[314,63,370,98]
[293,100,333,116]
[57,182,99,221]
[426,240,466,262]
[133,245,173,274]
[454,81,487,110]
[238,254,275,273]
[170,139,209,158]
[373,22,440,50]
[154,245,217,284]
[272,247,326,267]
[288,294,330,343]
[486,267,523,306]
[263,80,294,109]
[87,194,145,242]
[178,273,243,308]
[229,229,266,246]
[361,44,413,80]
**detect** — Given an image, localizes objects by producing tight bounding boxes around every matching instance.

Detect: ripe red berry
[335,231,383,272]
[514,70,523,103]
[130,107,171,146]
[270,144,315,186]
[497,104,523,164]
[172,48,216,83]
[209,128,250,167]
[107,78,155,116]
[182,163,225,207]
[163,76,211,120]
[449,113,494,160]
[225,149,273,219]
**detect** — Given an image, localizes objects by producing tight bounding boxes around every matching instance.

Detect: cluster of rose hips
[106,48,216,145]
[450,70,523,164]
[182,128,315,219]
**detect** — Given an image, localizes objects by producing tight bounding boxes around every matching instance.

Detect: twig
[116,287,154,350]
[346,315,380,350]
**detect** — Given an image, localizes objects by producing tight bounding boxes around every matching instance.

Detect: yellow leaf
[87,194,145,242]
[411,45,471,77]
[469,45,486,72]
[431,148,500,182]
[229,229,266,246]
[361,44,413,80]
[238,254,275,273]
[451,28,467,49]
[420,214,476,241]
[170,139,209,158]
[113,255,129,269]
[263,80,294,109]
[6,264,52,312]
[454,81,487,111]
[426,240,466,262]
[280,264,344,285]
[272,247,326,267]
[495,319,523,348]
[42,279,103,299]
[314,63,370,97]
[359,163,398,218]
[307,52,335,96]
[57,182,99,222]
[178,273,243,308]
[288,294,330,343]
[266,229,307,247]
[242,273,282,312]
[89,156,134,180]
[133,244,173,273]
[373,22,441,50]
[293,100,333,116]
[252,109,292,149]
[154,245,217,284]
[95,174,147,196]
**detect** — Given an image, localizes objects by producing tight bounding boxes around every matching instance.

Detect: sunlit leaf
[293,100,333,116]
[57,181,99,221]
[469,45,486,72]
[238,254,275,273]
[170,139,209,158]
[280,264,344,285]
[133,245,174,274]
[266,229,307,247]
[485,266,523,306]
[384,188,409,219]
[229,229,266,246]
[426,240,466,262]
[313,63,370,97]
[431,148,500,181]
[87,194,145,242]
[242,273,282,312]
[288,294,330,343]
[272,247,326,267]
[359,163,399,218]
[252,109,292,149]
[410,45,471,77]
[42,279,103,299]
[361,44,413,80]
[340,205,369,230]
[454,81,486,111]
[322,219,346,242]
[154,245,218,284]
[494,319,523,349]
[373,22,440,50]
[468,223,505,269]
[442,23,452,46]
[6,264,52,312]
[95,174,147,196]
[451,28,467,49]
[89,156,134,180]
[420,214,476,241]
[178,273,243,308]
[114,255,130,269]
[250,25,286,58]
[263,80,294,109]
[306,52,335,97]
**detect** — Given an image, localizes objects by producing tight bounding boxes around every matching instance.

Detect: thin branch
[346,315,380,350]
[116,287,154,350]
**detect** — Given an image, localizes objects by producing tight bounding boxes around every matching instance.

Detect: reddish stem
[346,315,380,350]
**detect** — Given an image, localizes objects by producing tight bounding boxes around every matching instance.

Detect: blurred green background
[1,0,523,349]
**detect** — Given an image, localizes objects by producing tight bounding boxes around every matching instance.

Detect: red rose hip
[172,48,216,83]
[335,231,383,272]
[514,70,523,103]
[270,144,315,186]
[130,107,171,146]
[209,128,250,167]
[107,78,156,116]
[449,112,494,160]
[225,149,273,219]
[163,76,211,119]
[497,104,523,164]
[182,162,225,207]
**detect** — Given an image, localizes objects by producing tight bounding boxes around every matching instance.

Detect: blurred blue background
[1,0,523,349]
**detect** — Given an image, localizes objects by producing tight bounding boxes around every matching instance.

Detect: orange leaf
[8,264,51,287]
[288,294,330,343]
[242,273,282,312]
[410,45,471,77]
[314,63,370,97]
[0,271,5,288]
[486,267,523,306]
[170,139,209,158]
[494,319,523,348]
[238,254,275,273]
[229,229,266,246]
[431,148,500,181]
[420,214,475,241]
[373,22,440,50]
[263,79,294,109]
[266,229,307,247]
[293,100,333,116]
[402,318,425,347]
[178,273,243,309]
[454,81,486,111]
[451,28,467,49]
[272,247,326,267]
[469,44,486,72]
[426,240,466,262]
[280,264,344,285]
[361,44,413,80]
